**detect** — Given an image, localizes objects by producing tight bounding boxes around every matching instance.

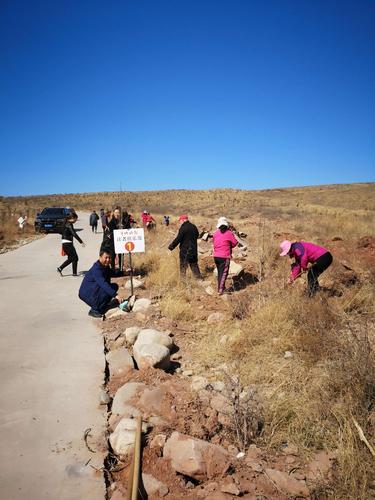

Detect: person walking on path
[89,210,99,233]
[78,250,125,318]
[213,217,238,294]
[100,208,108,233]
[57,214,85,277]
[279,240,333,296]
[168,215,202,279]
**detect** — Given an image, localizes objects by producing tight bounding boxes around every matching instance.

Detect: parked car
[34,207,77,233]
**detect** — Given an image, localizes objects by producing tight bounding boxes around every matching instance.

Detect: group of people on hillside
[56,210,333,319]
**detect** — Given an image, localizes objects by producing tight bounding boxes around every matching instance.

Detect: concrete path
[0,213,106,500]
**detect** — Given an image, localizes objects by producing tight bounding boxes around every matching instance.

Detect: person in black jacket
[57,214,85,276]
[168,215,202,278]
[79,250,125,318]
[103,208,121,269]
[89,211,99,233]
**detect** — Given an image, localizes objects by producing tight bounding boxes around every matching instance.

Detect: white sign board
[114,228,145,254]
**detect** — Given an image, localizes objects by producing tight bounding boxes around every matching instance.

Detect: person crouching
[213,217,238,294]
[279,240,333,296]
[78,250,124,318]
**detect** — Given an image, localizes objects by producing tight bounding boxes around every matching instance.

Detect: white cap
[217,217,229,228]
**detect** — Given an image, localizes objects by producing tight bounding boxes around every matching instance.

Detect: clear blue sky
[0,0,374,196]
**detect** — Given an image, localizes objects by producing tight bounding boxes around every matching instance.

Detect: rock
[124,326,141,345]
[219,335,229,344]
[142,473,169,497]
[99,389,111,405]
[163,431,231,480]
[265,469,309,497]
[247,460,263,473]
[191,376,208,391]
[132,298,152,313]
[236,451,245,459]
[106,348,134,377]
[284,350,293,359]
[182,369,193,376]
[139,387,165,413]
[149,434,167,450]
[306,450,335,481]
[207,312,226,323]
[112,382,147,416]
[220,477,241,496]
[214,260,243,278]
[211,381,225,392]
[210,393,232,415]
[108,406,141,431]
[133,343,170,370]
[148,415,169,428]
[109,417,149,456]
[135,329,174,350]
[205,286,215,296]
[106,308,127,319]
[125,278,144,290]
[282,443,298,455]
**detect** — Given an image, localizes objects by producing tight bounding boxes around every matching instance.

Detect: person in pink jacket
[279,240,333,296]
[213,217,238,294]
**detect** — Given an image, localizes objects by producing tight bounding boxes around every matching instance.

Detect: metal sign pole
[129,251,134,296]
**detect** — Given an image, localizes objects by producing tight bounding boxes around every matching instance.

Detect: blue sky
[0,0,374,196]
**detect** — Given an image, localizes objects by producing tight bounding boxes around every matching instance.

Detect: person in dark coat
[57,214,85,276]
[100,208,108,232]
[78,250,125,318]
[103,208,121,269]
[168,215,202,278]
[89,211,99,233]
[122,211,135,229]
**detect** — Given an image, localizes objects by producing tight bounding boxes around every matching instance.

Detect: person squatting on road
[213,217,238,295]
[78,250,125,318]
[168,215,202,279]
[89,210,99,233]
[279,240,333,296]
[57,214,85,277]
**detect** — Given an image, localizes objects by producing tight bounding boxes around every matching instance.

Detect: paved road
[0,214,106,500]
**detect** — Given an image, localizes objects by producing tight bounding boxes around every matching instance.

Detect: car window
[41,208,65,216]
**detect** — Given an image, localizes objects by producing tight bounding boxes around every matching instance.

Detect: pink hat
[279,240,292,256]
[179,214,188,222]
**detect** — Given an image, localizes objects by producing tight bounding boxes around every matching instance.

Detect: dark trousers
[91,223,98,233]
[307,252,333,296]
[214,257,231,293]
[60,243,78,275]
[94,283,119,314]
[180,256,202,279]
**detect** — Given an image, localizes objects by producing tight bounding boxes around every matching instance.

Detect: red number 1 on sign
[124,241,135,252]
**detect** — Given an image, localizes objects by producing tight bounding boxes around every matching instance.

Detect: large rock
[132,298,152,313]
[214,260,243,278]
[125,278,144,290]
[106,348,134,377]
[135,329,174,350]
[124,326,141,345]
[111,382,147,416]
[142,473,169,497]
[139,387,165,413]
[265,469,309,497]
[109,417,149,456]
[133,343,170,370]
[163,431,230,480]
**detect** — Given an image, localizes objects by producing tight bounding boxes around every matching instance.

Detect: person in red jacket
[213,217,238,294]
[279,240,333,296]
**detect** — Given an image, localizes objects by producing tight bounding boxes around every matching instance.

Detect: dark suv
[34,207,77,233]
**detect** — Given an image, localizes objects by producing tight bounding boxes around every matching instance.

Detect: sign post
[114,229,145,297]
